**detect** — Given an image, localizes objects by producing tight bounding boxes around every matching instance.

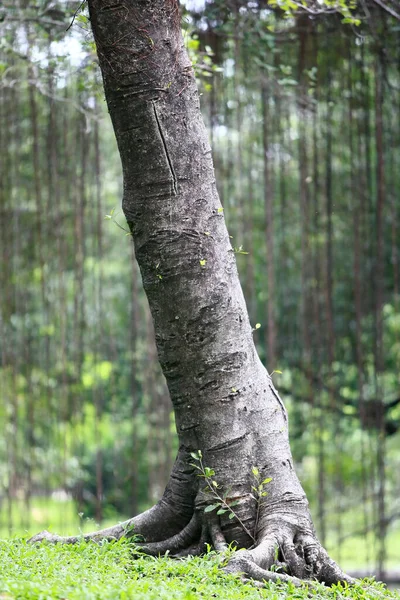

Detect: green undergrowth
[0,539,399,600]
[2,498,399,574]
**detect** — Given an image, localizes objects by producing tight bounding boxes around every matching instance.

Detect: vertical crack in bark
[152,100,178,195]
[269,385,288,423]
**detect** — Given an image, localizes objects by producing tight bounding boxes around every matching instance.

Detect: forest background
[0,0,399,582]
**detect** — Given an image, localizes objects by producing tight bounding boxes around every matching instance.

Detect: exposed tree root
[27,501,182,545]
[226,553,305,587]
[207,512,228,552]
[28,448,197,545]
[138,512,201,556]
[223,532,356,588]
[173,522,210,558]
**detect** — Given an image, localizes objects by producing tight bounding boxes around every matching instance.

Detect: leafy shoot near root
[190,450,272,545]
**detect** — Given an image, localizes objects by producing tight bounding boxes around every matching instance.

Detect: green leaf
[76,14,88,24]
[204,504,220,513]
[252,466,259,477]
[262,477,272,485]
[217,508,228,515]
[228,512,235,519]
[217,207,224,213]
[199,259,207,266]
[222,486,232,500]
[190,452,200,461]
[342,17,360,25]
[233,245,248,255]
[255,323,261,330]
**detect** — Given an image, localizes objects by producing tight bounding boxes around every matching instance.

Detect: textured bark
[30,0,352,586]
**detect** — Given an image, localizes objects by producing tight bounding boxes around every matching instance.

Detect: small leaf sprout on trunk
[190,451,272,546]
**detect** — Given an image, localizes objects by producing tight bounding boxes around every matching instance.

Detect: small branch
[372,0,400,19]
[66,0,87,32]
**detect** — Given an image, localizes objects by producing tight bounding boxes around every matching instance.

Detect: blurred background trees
[0,0,399,578]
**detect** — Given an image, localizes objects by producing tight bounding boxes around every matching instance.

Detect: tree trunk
[29,0,352,586]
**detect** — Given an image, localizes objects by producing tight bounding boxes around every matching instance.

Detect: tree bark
[29,0,352,586]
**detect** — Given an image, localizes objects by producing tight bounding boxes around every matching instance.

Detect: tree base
[28,500,355,587]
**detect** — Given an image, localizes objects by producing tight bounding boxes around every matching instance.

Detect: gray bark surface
[30,0,353,586]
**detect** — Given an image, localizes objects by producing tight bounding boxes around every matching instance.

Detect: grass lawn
[2,497,399,574]
[0,538,399,600]
[1,499,399,598]
[2,497,399,565]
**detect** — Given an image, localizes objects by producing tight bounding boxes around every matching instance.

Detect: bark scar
[208,432,247,452]
[269,385,288,423]
[180,422,200,432]
[152,100,178,195]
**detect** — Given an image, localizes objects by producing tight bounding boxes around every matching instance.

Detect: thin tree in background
[261,78,277,367]
[374,49,387,579]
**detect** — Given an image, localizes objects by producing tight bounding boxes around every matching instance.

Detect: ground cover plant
[0,539,399,600]
[2,499,400,579]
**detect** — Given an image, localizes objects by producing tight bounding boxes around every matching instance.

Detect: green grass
[2,497,399,573]
[1,498,399,598]
[0,539,399,600]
